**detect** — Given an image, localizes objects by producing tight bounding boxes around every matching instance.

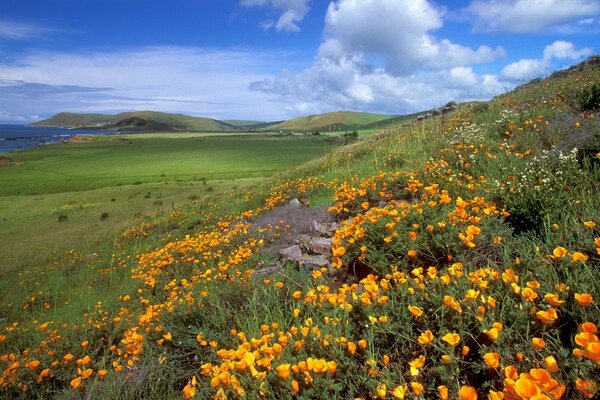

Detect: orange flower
[514,377,540,398]
[442,332,460,346]
[410,382,423,395]
[483,352,500,368]
[408,305,423,317]
[544,356,559,373]
[575,293,594,307]
[581,322,598,333]
[276,363,291,379]
[183,377,197,399]
[536,307,558,324]
[583,221,596,228]
[291,379,300,394]
[552,246,568,258]
[571,252,589,262]
[575,378,597,399]
[458,385,478,400]
[532,337,546,349]
[407,250,418,257]
[544,293,565,306]
[70,377,83,389]
[437,385,449,400]
[418,330,434,345]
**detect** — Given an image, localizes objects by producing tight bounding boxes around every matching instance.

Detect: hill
[262,110,397,132]
[33,111,240,132]
[4,57,600,399]
[32,112,113,127]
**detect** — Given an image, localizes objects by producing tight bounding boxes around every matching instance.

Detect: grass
[1,59,599,399]
[0,134,338,261]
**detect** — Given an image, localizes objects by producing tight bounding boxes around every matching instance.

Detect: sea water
[0,125,119,154]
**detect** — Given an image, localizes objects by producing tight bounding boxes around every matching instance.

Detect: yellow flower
[536,307,558,324]
[442,332,461,346]
[544,293,565,306]
[410,382,423,395]
[437,385,449,400]
[583,220,596,228]
[544,356,559,373]
[391,385,407,399]
[376,384,387,398]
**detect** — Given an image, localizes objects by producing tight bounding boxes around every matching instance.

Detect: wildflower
[291,379,300,394]
[437,385,449,400]
[376,384,387,398]
[544,356,559,373]
[575,378,597,399]
[583,220,596,228]
[183,377,197,399]
[70,377,83,389]
[536,307,558,324]
[418,330,434,345]
[575,293,594,307]
[410,382,423,395]
[442,332,461,346]
[484,352,500,368]
[544,293,565,306]
[458,385,478,400]
[552,247,568,258]
[514,377,540,398]
[408,305,423,317]
[276,363,291,379]
[571,252,589,262]
[532,337,546,349]
[391,385,407,399]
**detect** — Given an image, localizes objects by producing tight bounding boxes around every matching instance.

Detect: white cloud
[241,0,310,32]
[0,20,46,40]
[501,40,592,80]
[250,0,506,114]
[0,47,297,122]
[467,0,600,33]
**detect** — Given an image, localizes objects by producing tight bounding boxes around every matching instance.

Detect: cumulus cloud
[467,0,600,33]
[501,40,593,80]
[0,47,295,122]
[241,0,310,32]
[250,0,506,114]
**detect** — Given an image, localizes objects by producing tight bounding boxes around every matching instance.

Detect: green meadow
[0,133,339,261]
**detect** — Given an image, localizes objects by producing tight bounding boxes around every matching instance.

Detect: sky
[0,0,598,123]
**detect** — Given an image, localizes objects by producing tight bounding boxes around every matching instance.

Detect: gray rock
[279,245,302,262]
[309,237,332,256]
[252,262,283,277]
[295,234,313,252]
[311,221,338,237]
[298,254,330,270]
[289,198,301,207]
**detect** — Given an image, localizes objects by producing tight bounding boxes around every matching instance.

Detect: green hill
[33,111,240,132]
[32,112,113,127]
[264,110,397,132]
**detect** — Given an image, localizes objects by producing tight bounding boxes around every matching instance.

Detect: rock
[279,245,302,262]
[309,237,332,256]
[311,221,338,237]
[295,234,313,252]
[252,262,283,277]
[289,198,302,207]
[298,254,330,270]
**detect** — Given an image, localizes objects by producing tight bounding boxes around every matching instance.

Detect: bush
[577,83,600,112]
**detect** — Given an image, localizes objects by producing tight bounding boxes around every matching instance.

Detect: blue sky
[0,0,598,123]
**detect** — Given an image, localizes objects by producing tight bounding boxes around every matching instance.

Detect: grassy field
[1,61,599,399]
[0,134,338,261]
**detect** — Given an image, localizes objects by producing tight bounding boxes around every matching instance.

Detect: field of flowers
[1,60,599,399]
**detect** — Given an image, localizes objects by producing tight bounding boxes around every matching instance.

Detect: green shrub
[577,83,600,112]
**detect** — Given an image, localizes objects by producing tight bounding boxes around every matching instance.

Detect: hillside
[2,58,600,399]
[33,111,240,132]
[263,110,397,132]
[32,112,114,127]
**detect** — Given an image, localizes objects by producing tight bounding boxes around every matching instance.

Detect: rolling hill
[33,110,400,133]
[263,110,397,132]
[33,111,239,132]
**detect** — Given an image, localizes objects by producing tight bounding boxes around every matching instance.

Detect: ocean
[0,125,120,154]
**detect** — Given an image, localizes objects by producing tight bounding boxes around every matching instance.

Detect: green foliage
[577,83,600,112]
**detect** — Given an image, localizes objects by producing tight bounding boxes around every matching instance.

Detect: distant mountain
[33,111,239,132]
[263,111,397,132]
